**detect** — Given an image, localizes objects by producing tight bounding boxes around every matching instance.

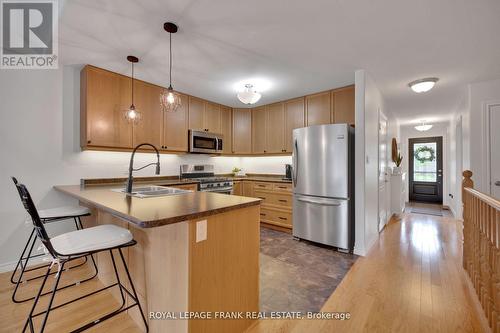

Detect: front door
[409,137,443,203]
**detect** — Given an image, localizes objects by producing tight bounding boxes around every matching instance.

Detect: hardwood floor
[247,213,489,333]
[0,212,489,333]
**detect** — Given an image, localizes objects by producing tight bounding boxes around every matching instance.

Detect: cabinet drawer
[260,208,292,227]
[254,182,273,190]
[269,193,292,207]
[254,190,273,204]
[273,183,292,192]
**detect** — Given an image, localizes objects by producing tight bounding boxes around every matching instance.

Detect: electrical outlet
[196,220,207,242]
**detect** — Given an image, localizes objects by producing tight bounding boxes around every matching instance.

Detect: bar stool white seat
[10,177,98,304]
[15,181,148,333]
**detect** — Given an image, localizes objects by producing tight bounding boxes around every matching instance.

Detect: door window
[412,142,437,182]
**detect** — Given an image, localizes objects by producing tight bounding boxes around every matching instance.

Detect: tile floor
[259,227,357,313]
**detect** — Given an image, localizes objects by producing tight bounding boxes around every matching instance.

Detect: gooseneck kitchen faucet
[126,143,161,194]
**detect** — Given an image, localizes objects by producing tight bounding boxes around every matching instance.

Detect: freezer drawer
[293,194,351,250]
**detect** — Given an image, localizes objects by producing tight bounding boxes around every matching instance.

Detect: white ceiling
[59,0,500,124]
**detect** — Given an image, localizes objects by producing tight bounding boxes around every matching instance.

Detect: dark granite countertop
[54,185,261,228]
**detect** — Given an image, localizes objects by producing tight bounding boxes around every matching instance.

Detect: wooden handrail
[461,169,500,332]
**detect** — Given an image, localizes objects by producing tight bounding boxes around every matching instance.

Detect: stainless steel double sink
[112,185,193,198]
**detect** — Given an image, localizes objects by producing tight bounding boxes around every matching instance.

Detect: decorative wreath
[414,146,435,163]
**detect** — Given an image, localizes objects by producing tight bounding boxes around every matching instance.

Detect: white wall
[0,66,288,270]
[354,70,386,256]
[399,123,451,208]
[467,78,500,193]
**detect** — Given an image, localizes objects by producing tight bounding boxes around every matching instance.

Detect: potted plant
[232,167,243,177]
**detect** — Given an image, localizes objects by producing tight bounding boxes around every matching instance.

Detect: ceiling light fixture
[409,77,439,93]
[237,84,261,105]
[160,22,182,112]
[415,120,433,132]
[124,55,141,123]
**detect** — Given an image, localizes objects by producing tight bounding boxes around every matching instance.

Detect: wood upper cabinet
[332,85,355,125]
[162,93,188,151]
[266,102,285,153]
[133,81,162,148]
[204,102,221,133]
[81,66,132,148]
[252,106,267,154]
[220,106,232,154]
[188,97,205,131]
[232,108,252,154]
[305,91,331,126]
[284,97,305,153]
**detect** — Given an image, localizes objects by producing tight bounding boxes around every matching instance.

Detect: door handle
[297,198,341,206]
[293,140,298,187]
[495,181,500,186]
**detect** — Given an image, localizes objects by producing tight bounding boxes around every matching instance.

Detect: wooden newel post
[462,170,474,203]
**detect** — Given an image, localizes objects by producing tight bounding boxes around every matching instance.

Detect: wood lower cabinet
[252,181,292,229]
[232,181,242,195]
[266,102,285,153]
[81,65,132,149]
[306,91,331,126]
[220,106,232,154]
[162,93,189,151]
[284,97,305,153]
[242,181,254,197]
[332,85,355,125]
[232,108,252,154]
[252,106,267,154]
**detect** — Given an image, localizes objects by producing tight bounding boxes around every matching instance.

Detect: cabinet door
[252,106,267,154]
[332,86,355,125]
[232,108,252,154]
[83,66,132,148]
[233,181,242,195]
[133,81,162,148]
[266,102,285,153]
[188,97,205,131]
[220,106,232,154]
[162,93,188,151]
[204,102,221,133]
[242,181,254,197]
[305,91,331,126]
[284,97,305,152]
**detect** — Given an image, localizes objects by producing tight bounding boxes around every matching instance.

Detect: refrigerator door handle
[293,139,298,187]
[297,197,342,206]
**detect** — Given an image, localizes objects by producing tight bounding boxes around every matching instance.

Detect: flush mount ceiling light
[159,22,182,113]
[124,55,141,123]
[237,84,262,105]
[415,120,433,132]
[408,77,439,93]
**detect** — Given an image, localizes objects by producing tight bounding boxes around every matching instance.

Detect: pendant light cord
[169,32,173,89]
[131,62,135,105]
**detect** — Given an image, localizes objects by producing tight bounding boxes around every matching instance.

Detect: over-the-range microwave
[188,130,223,154]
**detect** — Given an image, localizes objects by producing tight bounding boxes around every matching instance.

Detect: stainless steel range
[180,164,233,194]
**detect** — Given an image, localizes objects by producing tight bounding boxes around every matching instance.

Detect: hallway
[248,212,488,332]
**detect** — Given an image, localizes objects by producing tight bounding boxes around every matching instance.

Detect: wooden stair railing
[462,170,500,332]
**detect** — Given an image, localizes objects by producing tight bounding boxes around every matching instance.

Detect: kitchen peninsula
[54,184,261,333]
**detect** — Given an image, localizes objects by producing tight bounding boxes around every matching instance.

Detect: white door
[378,110,389,231]
[489,104,500,199]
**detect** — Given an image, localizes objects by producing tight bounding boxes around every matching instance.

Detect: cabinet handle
[278,217,288,220]
[260,213,266,216]
[278,186,286,189]
[258,184,266,187]
[87,140,91,144]
[278,199,288,202]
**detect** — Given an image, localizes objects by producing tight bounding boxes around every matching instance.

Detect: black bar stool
[15,181,148,333]
[10,177,98,303]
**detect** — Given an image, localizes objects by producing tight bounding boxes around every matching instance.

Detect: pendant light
[160,22,182,112]
[237,84,262,105]
[124,55,141,123]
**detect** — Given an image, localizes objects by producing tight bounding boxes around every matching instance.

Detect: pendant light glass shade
[160,22,181,112]
[160,86,182,112]
[237,84,261,105]
[124,56,141,123]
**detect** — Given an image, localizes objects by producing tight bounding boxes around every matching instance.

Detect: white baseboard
[0,254,51,274]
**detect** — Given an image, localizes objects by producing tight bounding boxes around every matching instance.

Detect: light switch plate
[196,220,207,242]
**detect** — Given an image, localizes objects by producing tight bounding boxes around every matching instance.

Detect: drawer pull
[278,199,288,203]
[278,186,287,189]
[260,213,266,216]
[278,217,288,220]
[258,184,266,187]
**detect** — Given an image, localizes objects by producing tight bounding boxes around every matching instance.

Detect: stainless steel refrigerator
[292,123,354,251]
